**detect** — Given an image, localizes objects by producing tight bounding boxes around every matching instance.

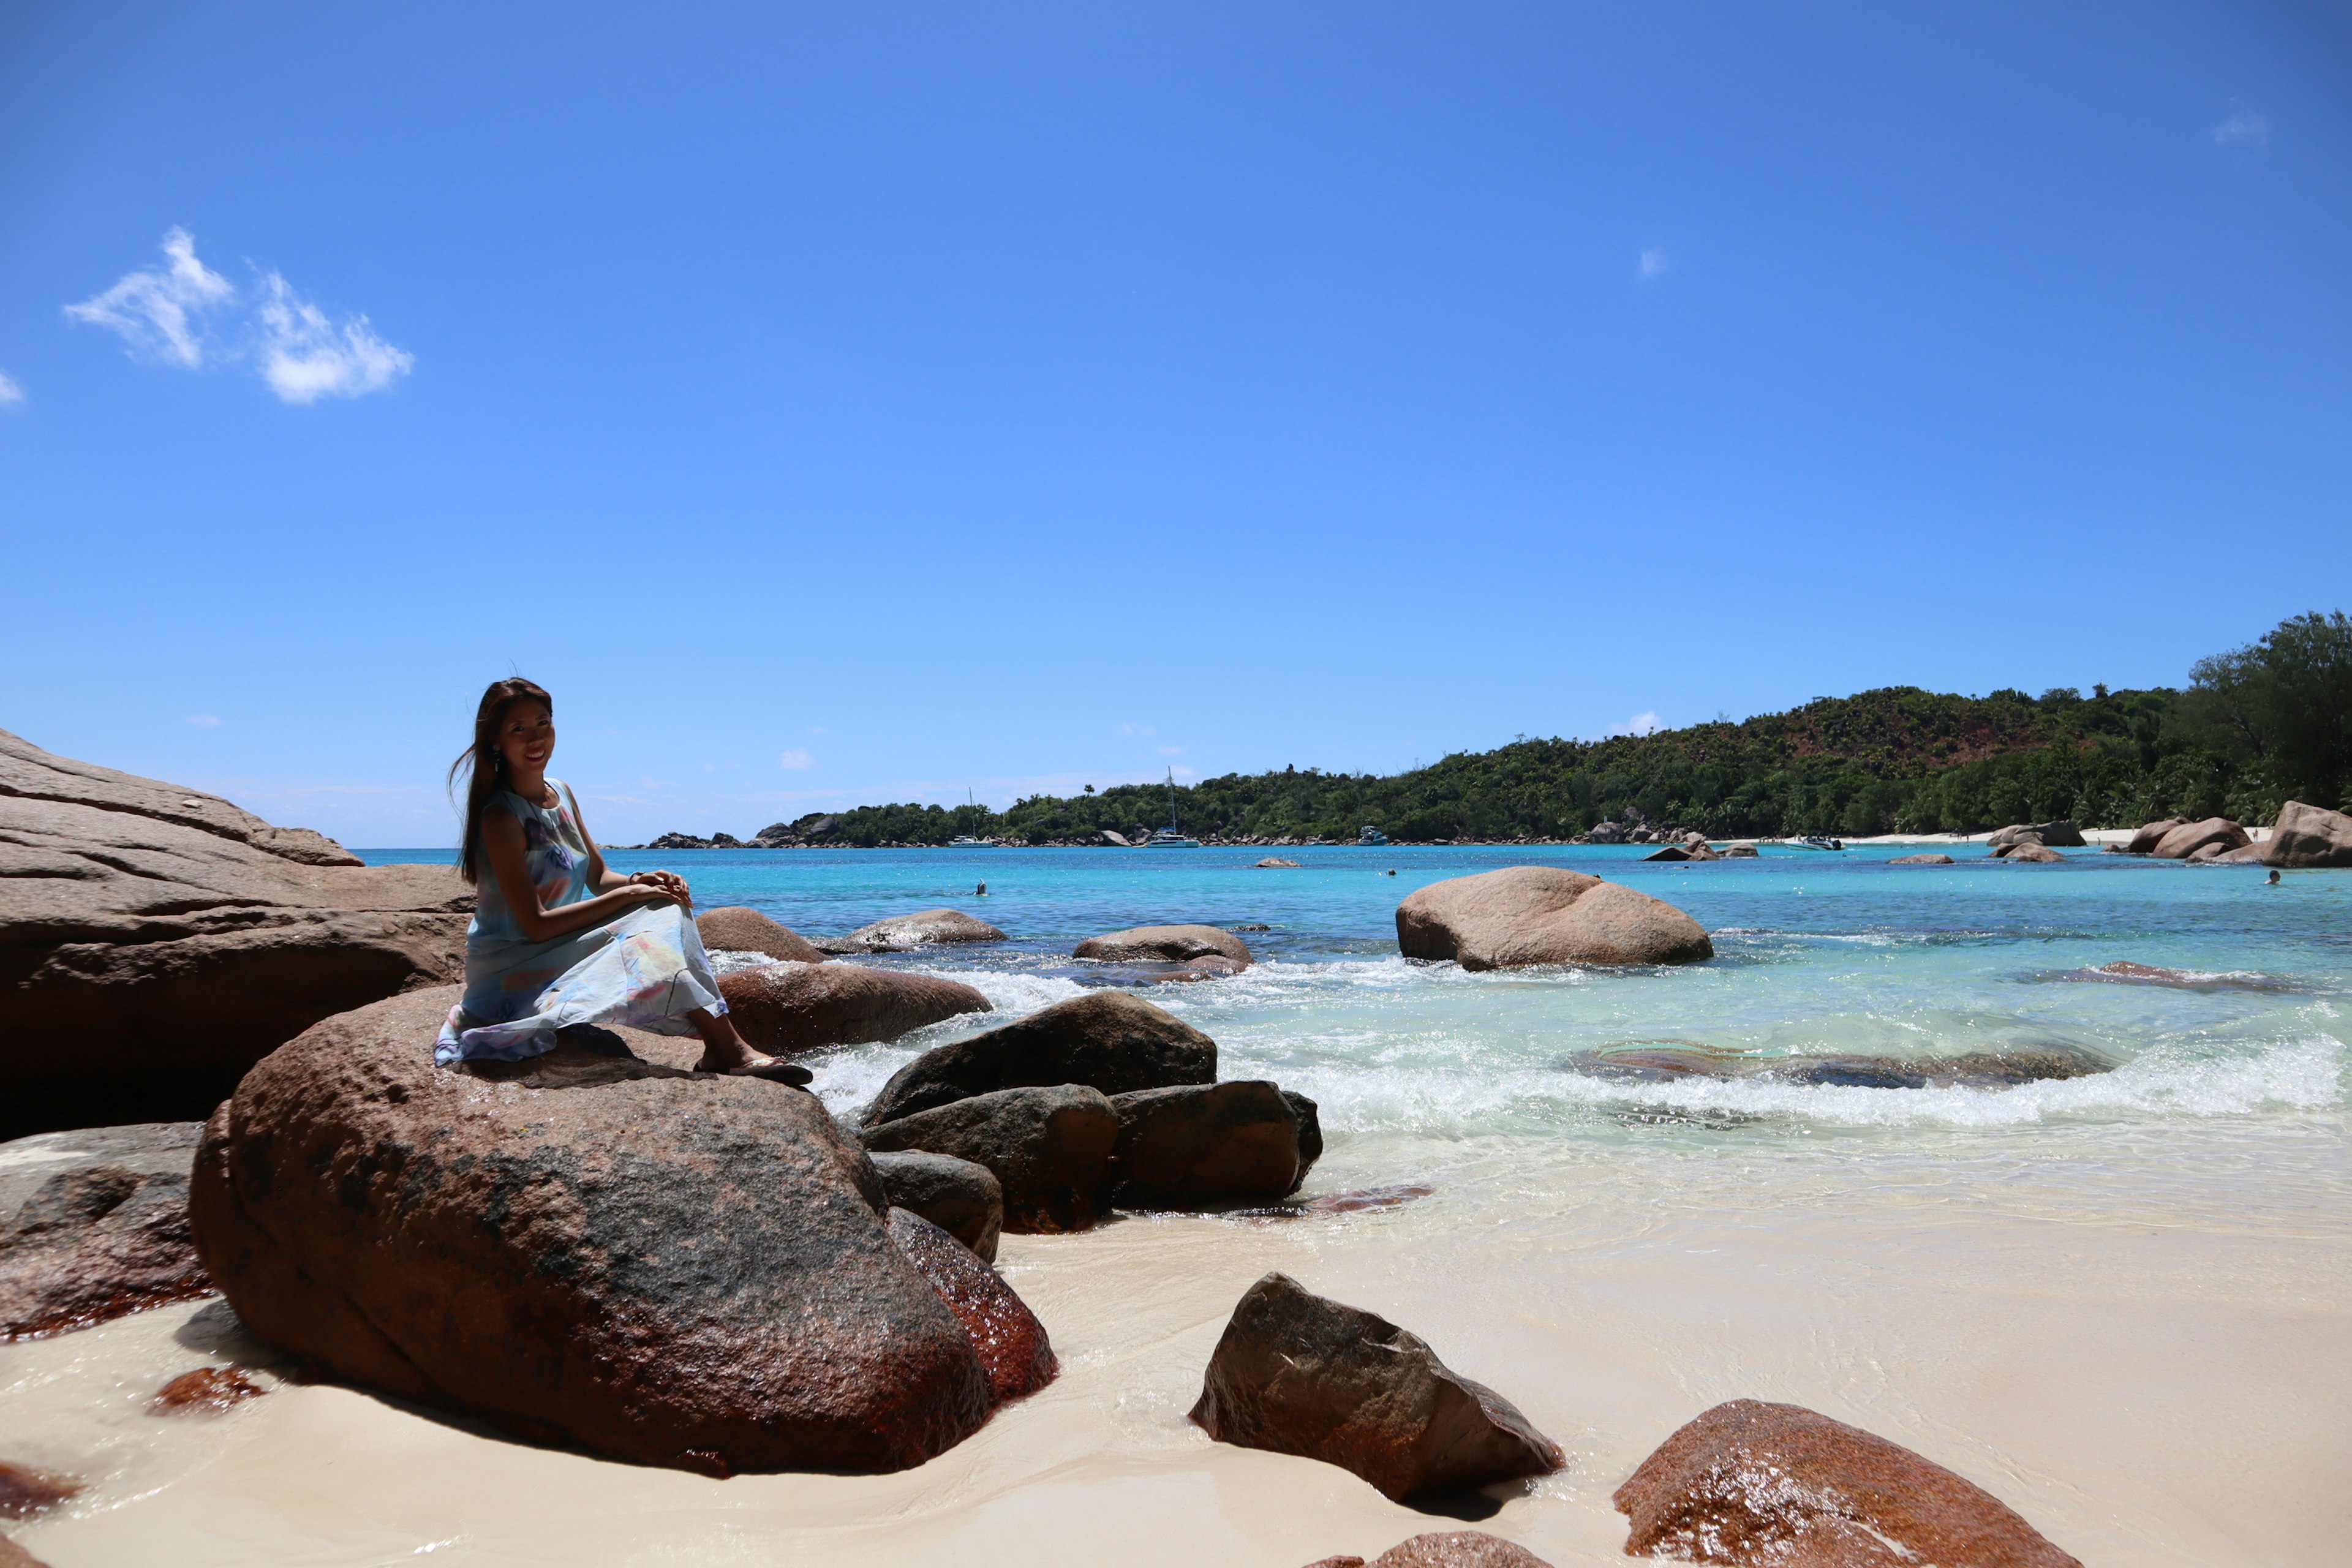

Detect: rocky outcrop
[2266,801,2352,868]
[861,991,1216,1128]
[1074,924,1253,968]
[2152,818,2249,860]
[189,986,1023,1476]
[1614,1399,2079,1566]
[695,907,827,963]
[2002,842,2065,863]
[816,908,1006,954]
[861,1085,1121,1234]
[1189,1272,1562,1502]
[1110,1082,1314,1206]
[2124,817,2186,854]
[1395,867,1712,970]
[0,728,470,1136]
[1302,1534,1555,1568]
[1254,857,1302,868]
[717,962,989,1054]
[0,1121,212,1339]
[1989,820,2086,850]
[870,1152,1003,1262]
[883,1207,1055,1404]
[1568,1041,2111,1089]
[1889,853,1954,865]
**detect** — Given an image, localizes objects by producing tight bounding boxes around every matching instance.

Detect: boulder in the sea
[1254,857,1302,868]
[862,990,1215,1128]
[695,907,827,963]
[1074,924,1254,968]
[1889,853,1955,865]
[1110,1081,1313,1206]
[2265,801,2352,868]
[1723,843,1759,858]
[1395,866,1712,970]
[2125,816,2188,854]
[1613,1398,2079,1567]
[861,1084,1121,1234]
[1640,845,1692,862]
[1301,1534,1556,1568]
[190,986,1012,1476]
[0,1122,213,1340]
[883,1207,1055,1404]
[1189,1272,1562,1501]
[149,1365,266,1415]
[717,962,989,1054]
[2211,842,2269,864]
[0,728,471,1137]
[2152,817,2249,860]
[870,1151,1003,1262]
[1989,820,2086,850]
[2002,842,2065,864]
[818,908,1006,954]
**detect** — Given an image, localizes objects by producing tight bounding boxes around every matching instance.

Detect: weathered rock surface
[870,1151,1003,1262]
[2069,961,2286,993]
[816,908,1006,954]
[2002,842,2065,864]
[1303,1532,1556,1568]
[190,986,1003,1476]
[884,1207,1055,1404]
[717,962,990,1055]
[695,906,827,963]
[0,1121,212,1339]
[2152,817,2250,860]
[862,991,1216,1128]
[1110,1082,1312,1206]
[1888,853,1954,865]
[1074,924,1253,968]
[861,1085,1120,1234]
[2266,801,2352,868]
[2125,817,2188,854]
[1189,1272,1562,1502]
[1989,820,2086,850]
[149,1365,265,1414]
[0,1461,80,1520]
[1614,1398,2079,1567]
[1254,857,1302,868]
[1395,867,1712,970]
[1569,1041,2111,1089]
[1,728,471,1136]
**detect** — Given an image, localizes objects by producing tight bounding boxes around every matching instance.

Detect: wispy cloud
[2213,103,2269,149]
[1638,247,1673,281]
[1118,722,1158,737]
[778,748,816,771]
[1156,745,1183,756]
[1610,710,1662,737]
[187,714,222,728]
[66,228,412,402]
[0,371,23,406]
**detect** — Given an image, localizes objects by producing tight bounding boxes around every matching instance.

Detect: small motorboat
[1359,825,1390,846]
[1784,835,1847,851]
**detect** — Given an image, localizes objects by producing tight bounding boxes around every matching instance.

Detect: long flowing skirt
[434,902,727,1065]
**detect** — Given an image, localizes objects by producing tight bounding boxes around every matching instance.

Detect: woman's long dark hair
[450,677,552,885]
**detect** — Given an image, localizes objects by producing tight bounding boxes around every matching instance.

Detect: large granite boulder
[861,1085,1120,1234]
[1614,1399,2079,1566]
[2002,842,2065,864]
[1073,924,1253,968]
[1109,1082,1313,1206]
[717,962,990,1054]
[2266,801,2352,868]
[0,1121,211,1339]
[2125,816,2188,854]
[1304,1534,1554,1568]
[883,1207,1055,1404]
[1988,820,2085,850]
[189,986,1027,1475]
[1189,1272,1562,1502]
[0,728,470,1137]
[1888,853,1954,865]
[816,908,1006,954]
[695,907,827,963]
[1395,867,1711,970]
[870,1152,1003,1262]
[2151,817,2249,860]
[861,991,1216,1128]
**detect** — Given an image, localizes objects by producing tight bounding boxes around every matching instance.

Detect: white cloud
[252,272,413,402]
[2213,104,2269,149]
[1611,710,1662,737]
[1638,247,1673,280]
[0,371,23,406]
[187,714,222,728]
[779,748,816,771]
[1156,745,1183,755]
[65,227,235,366]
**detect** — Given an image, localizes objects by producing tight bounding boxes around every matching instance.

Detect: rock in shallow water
[1395,866,1711,970]
[1613,1398,2079,1567]
[862,1084,1120,1233]
[2266,801,2352,868]
[148,1365,266,1415]
[695,906,827,963]
[0,1461,80,1520]
[1109,1081,1314,1205]
[861,990,1215,1128]
[0,1121,213,1340]
[883,1207,1055,1404]
[717,962,989,1054]
[869,1151,1003,1262]
[1074,924,1254,968]
[1567,1041,2113,1089]
[815,908,1006,953]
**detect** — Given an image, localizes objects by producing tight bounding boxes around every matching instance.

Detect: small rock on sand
[149,1365,266,1415]
[1303,1533,1554,1568]
[0,1461,81,1521]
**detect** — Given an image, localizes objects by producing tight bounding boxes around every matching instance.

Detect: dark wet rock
[2266,801,2352,869]
[816,908,1006,954]
[861,1085,1120,1234]
[1569,1042,2111,1090]
[1240,1184,1436,1222]
[862,991,1215,1128]
[1641,845,1692,862]
[1396,866,1711,970]
[190,986,998,1476]
[1888,853,1955,865]
[884,1207,1055,1405]
[2125,817,2188,854]
[870,1152,1003,1262]
[1336,1533,1555,1568]
[2001,842,2065,864]
[1074,924,1253,968]
[695,907,827,964]
[1614,1398,2080,1567]
[1110,1082,1310,1207]
[0,1121,213,1340]
[2067,962,2285,993]
[1189,1272,1562,1502]
[0,1461,81,1521]
[1283,1090,1324,1180]
[2153,817,2250,861]
[718,961,989,1055]
[149,1365,265,1414]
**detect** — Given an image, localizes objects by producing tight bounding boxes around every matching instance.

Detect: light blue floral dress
[434,779,728,1065]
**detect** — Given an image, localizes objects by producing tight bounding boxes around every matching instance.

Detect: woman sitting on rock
[434,677,806,1082]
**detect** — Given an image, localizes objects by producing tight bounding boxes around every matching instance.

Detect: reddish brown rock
[0,1123,213,1340]
[862,990,1216,1128]
[1372,1534,1553,1567]
[2124,816,2188,854]
[870,1151,1003,1262]
[189,986,1001,1476]
[1614,1399,2079,1567]
[817,908,1006,953]
[149,1365,265,1415]
[1110,1081,1311,1206]
[884,1207,1055,1404]
[0,1461,80,1521]
[1074,924,1253,968]
[1189,1272,1562,1502]
[1396,867,1711,970]
[717,962,989,1054]
[2264,801,2352,868]
[2152,817,2249,861]
[861,1085,1120,1234]
[695,907,827,963]
[0,1528,55,1567]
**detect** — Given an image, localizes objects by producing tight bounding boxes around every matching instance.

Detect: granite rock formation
[1395,866,1711,970]
[695,907,828,963]
[717,962,989,1054]
[861,991,1216,1128]
[861,1084,1121,1234]
[1073,924,1254,968]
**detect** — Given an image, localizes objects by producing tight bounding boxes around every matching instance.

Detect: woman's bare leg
[685,1008,768,1072]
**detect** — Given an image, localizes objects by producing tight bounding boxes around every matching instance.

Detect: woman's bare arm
[481,802,671,943]
[565,785,692,906]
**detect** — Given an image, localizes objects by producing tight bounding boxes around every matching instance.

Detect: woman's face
[496,700,555,776]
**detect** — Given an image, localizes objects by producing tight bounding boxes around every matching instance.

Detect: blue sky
[2,2,2346,845]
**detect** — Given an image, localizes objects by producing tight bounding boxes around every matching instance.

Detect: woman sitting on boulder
[434,677,805,1082]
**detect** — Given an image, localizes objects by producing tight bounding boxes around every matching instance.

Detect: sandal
[724,1059,813,1085]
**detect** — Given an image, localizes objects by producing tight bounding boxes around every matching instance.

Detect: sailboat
[948,787,997,847]
[1145,768,1201,846]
